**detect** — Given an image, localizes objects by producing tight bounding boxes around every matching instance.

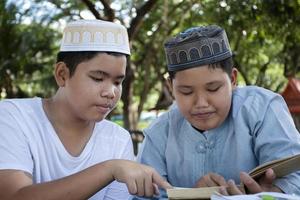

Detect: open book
[167,154,300,200]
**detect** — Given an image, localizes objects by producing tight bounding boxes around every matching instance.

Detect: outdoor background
[1,0,300,136]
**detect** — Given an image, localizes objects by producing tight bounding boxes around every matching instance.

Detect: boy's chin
[95,118,105,122]
[191,122,219,131]
[93,115,107,122]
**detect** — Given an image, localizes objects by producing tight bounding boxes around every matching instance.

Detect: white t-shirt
[0,97,134,200]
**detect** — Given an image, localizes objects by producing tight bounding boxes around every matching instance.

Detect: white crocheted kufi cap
[60,19,130,55]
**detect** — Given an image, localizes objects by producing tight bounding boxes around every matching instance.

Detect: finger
[136,177,145,197]
[227,179,243,195]
[195,174,219,187]
[240,172,262,193]
[219,186,229,196]
[152,171,172,190]
[211,173,227,186]
[203,174,220,187]
[259,168,275,185]
[153,183,159,195]
[126,180,138,195]
[194,178,207,187]
[144,173,154,197]
[202,176,214,187]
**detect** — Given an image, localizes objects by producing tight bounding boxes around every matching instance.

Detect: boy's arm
[102,132,135,199]
[0,159,171,200]
[251,96,300,194]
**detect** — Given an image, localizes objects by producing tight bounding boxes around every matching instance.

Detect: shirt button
[196,144,206,153]
[207,141,215,149]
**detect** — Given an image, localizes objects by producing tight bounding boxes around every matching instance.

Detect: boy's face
[63,53,126,122]
[171,65,237,131]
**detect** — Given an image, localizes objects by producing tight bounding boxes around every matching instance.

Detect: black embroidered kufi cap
[164,25,232,71]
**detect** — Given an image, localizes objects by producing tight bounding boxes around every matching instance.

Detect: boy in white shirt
[0,19,171,200]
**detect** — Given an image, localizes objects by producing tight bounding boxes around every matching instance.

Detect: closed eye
[114,81,121,86]
[177,86,193,95]
[207,86,221,92]
[113,78,124,86]
[90,76,103,82]
[178,90,193,95]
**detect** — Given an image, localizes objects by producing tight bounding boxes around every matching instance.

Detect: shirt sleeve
[0,101,33,174]
[251,95,300,194]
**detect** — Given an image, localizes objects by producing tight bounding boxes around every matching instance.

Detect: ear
[230,68,238,89]
[167,77,172,89]
[54,62,70,87]
[167,77,175,99]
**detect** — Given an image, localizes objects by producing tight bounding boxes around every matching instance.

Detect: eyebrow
[89,70,125,79]
[206,80,223,86]
[176,80,223,89]
[177,85,192,89]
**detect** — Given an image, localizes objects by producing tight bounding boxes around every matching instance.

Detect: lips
[191,111,215,119]
[95,104,112,114]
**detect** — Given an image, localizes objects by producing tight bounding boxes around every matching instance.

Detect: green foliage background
[1,0,300,129]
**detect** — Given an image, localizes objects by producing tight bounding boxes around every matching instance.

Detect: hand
[240,168,282,193]
[218,179,245,195]
[108,160,172,197]
[194,173,228,187]
[219,169,282,195]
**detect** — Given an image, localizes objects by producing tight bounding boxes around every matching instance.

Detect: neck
[42,95,94,136]
[192,125,205,133]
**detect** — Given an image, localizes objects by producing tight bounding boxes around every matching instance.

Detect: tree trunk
[121,60,134,130]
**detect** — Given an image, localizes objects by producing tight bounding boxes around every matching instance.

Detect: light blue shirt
[134,86,300,199]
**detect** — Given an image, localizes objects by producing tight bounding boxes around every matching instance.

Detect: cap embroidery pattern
[164,25,232,71]
[60,20,130,55]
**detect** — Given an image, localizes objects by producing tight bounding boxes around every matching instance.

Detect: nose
[100,83,116,99]
[195,94,209,108]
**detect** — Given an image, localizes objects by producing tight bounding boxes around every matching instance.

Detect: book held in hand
[249,153,300,179]
[167,154,300,200]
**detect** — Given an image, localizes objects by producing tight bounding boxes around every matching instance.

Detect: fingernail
[219,186,228,195]
[219,187,225,194]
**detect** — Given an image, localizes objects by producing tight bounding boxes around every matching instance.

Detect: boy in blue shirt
[136,25,300,199]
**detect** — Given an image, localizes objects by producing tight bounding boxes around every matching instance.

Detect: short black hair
[56,51,126,77]
[168,56,233,80]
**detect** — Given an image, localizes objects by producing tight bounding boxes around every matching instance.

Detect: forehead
[76,53,127,75]
[173,66,229,85]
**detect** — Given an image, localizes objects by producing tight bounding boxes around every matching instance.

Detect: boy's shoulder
[233,85,279,99]
[233,85,282,107]
[0,97,41,112]
[144,103,185,136]
[231,85,283,117]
